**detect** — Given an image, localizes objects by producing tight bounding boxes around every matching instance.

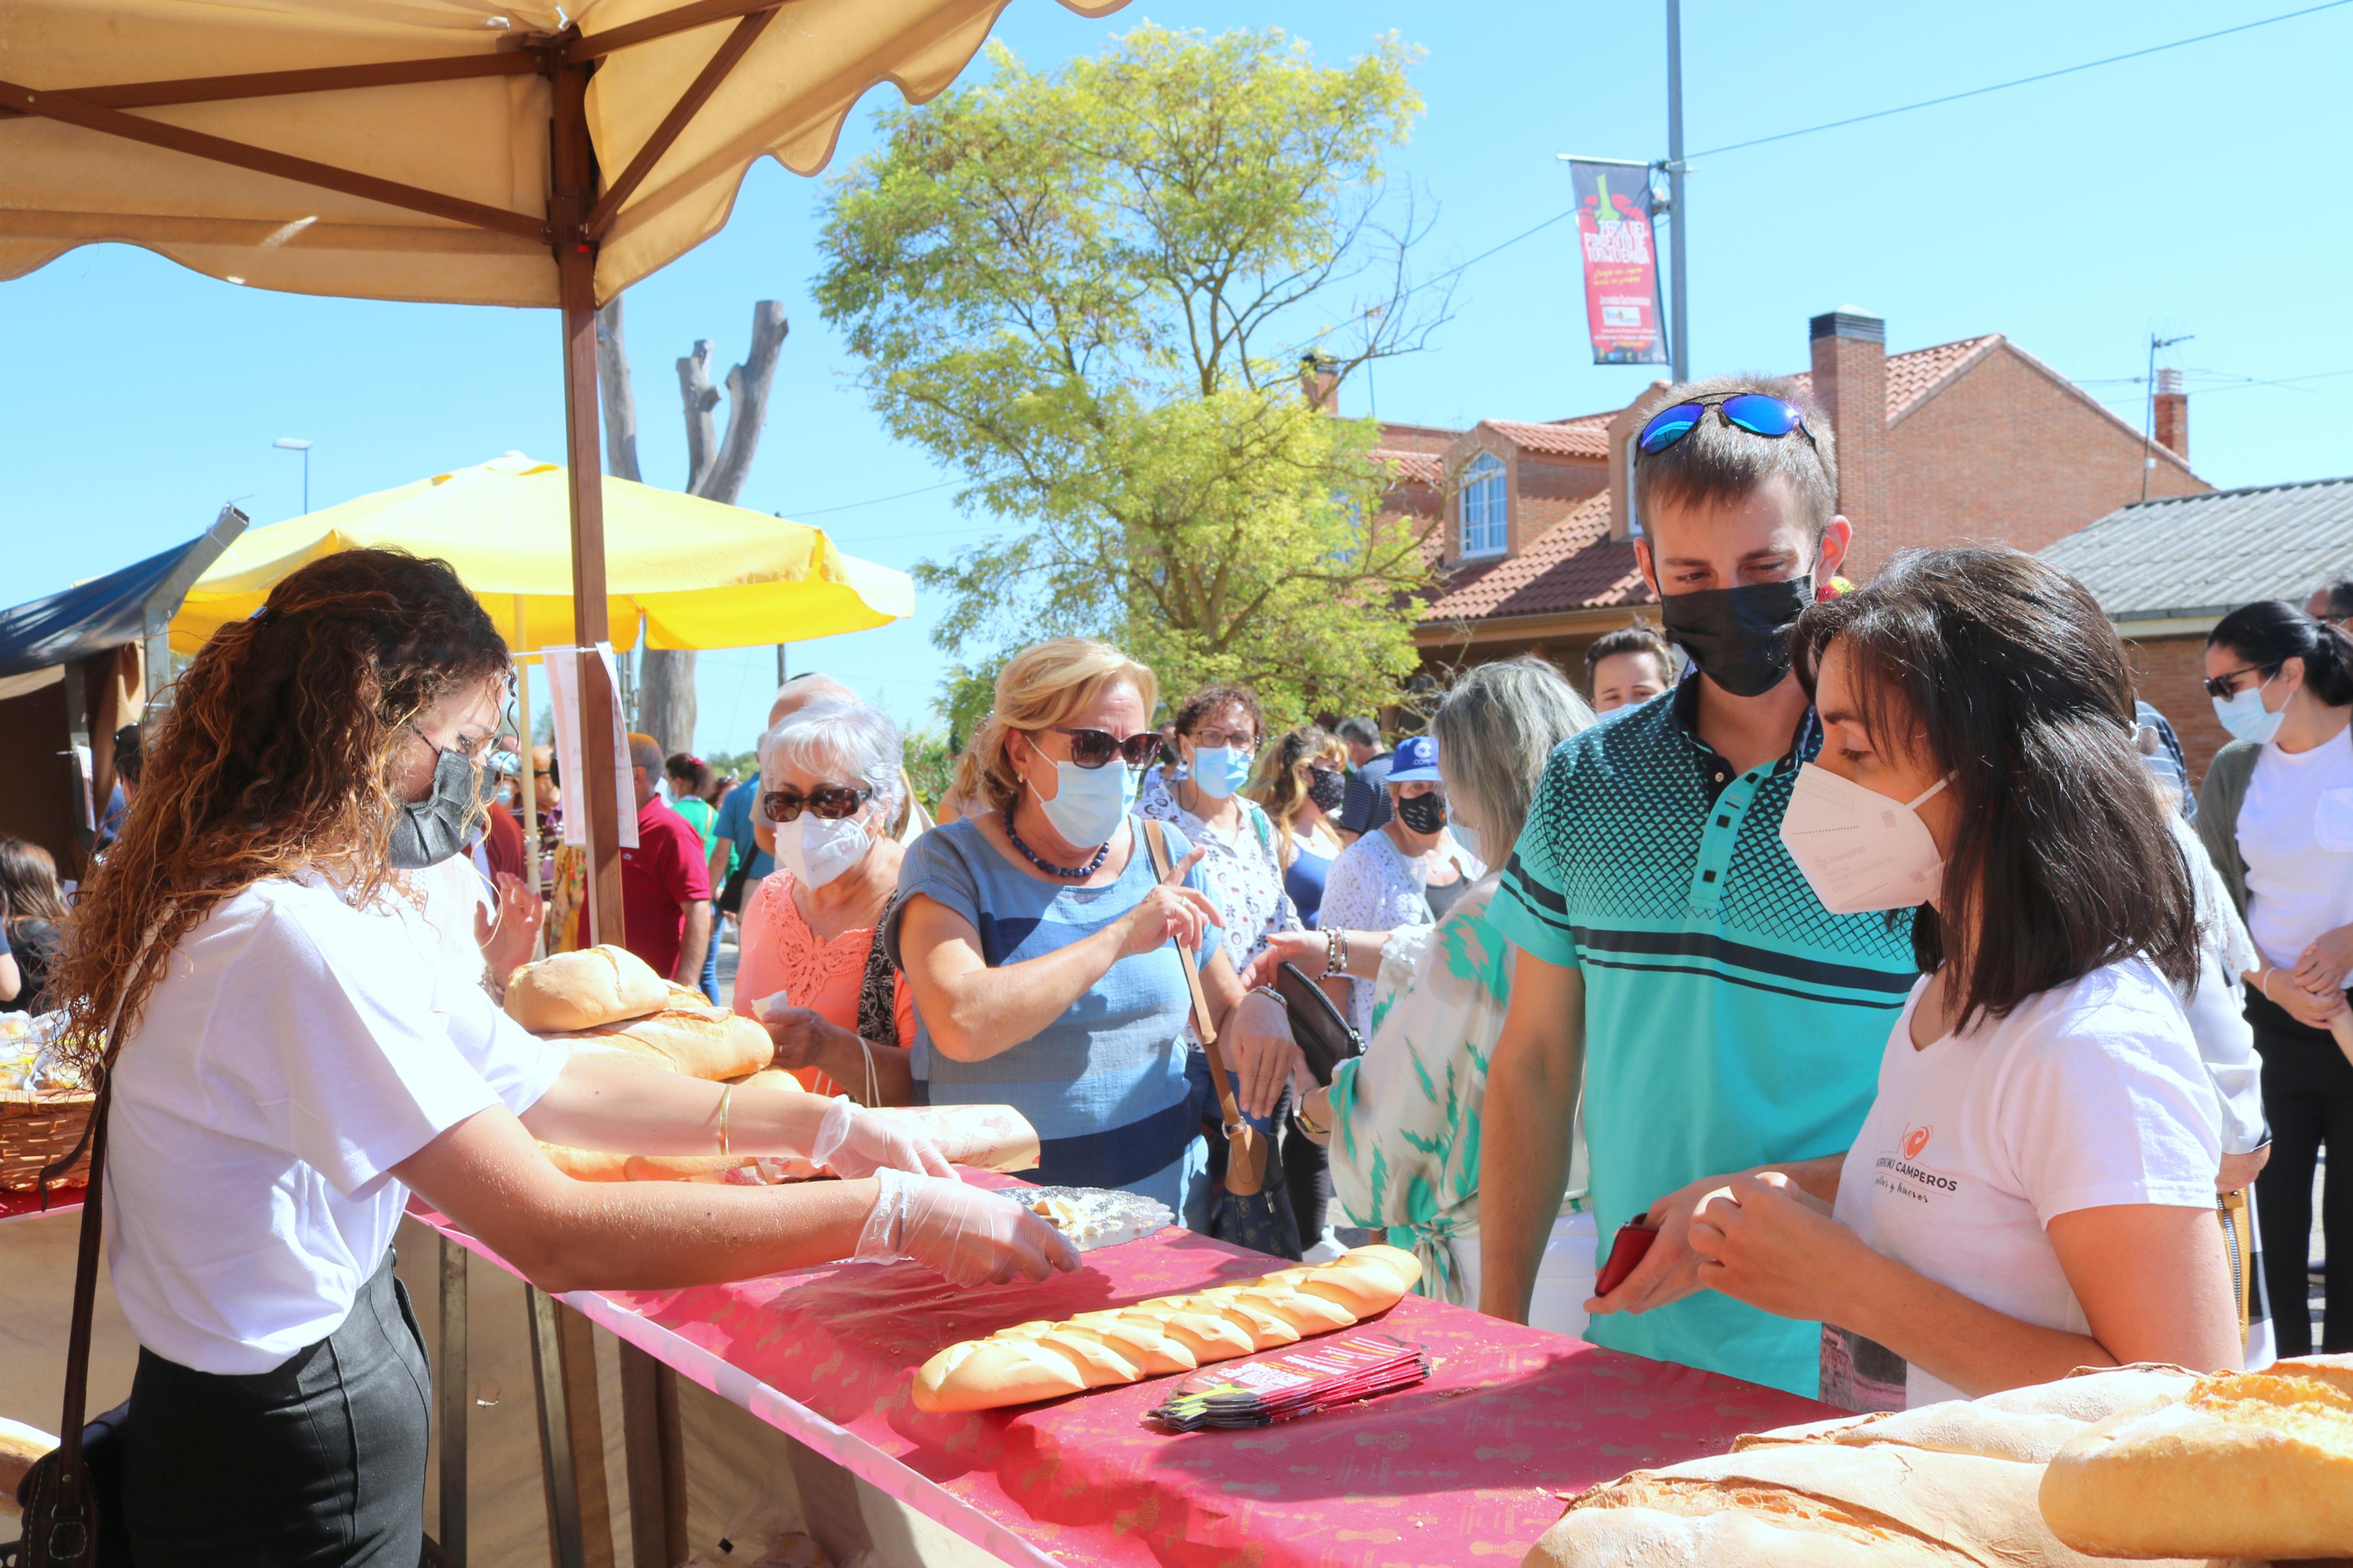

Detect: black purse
[1270,960,1363,1086]
[12,1083,126,1568]
[1141,820,1301,1261]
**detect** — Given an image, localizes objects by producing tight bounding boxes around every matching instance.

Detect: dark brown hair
[1791,546,2197,1030]
[55,548,508,1067]
[1173,683,1264,744]
[0,838,69,936]
[665,752,713,796]
[1632,373,1839,536]
[2209,599,2353,707]
[1582,619,1675,687]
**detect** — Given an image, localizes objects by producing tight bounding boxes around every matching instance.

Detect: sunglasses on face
[761,784,873,822]
[1637,392,1819,456]
[2203,663,2280,702]
[1039,726,1159,771]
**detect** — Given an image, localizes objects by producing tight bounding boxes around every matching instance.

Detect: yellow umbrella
[168,452,914,656]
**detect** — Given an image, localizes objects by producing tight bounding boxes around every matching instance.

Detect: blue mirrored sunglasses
[1637,392,1818,455]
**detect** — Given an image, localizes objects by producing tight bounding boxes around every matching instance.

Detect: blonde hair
[1249,726,1347,867]
[949,639,1159,817]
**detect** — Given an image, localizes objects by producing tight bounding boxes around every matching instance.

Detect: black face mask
[1394,790,1448,834]
[1305,767,1346,812]
[1657,571,1816,699]
[390,745,482,870]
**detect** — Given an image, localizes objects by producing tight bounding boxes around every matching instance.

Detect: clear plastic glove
[810,1097,954,1179]
[854,1168,1081,1286]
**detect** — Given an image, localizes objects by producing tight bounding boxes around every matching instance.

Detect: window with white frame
[1458,452,1508,557]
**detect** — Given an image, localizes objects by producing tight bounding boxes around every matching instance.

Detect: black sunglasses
[761,784,873,822]
[1638,392,1818,456]
[1049,726,1159,771]
[2203,663,2279,702]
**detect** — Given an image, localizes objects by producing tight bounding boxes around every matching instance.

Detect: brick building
[1392,308,2208,692]
[2039,476,2353,784]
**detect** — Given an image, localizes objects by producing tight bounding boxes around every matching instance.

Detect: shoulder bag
[1141,819,1300,1260]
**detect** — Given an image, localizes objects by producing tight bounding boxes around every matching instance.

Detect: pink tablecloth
[0,1183,81,1222]
[420,1186,1833,1568]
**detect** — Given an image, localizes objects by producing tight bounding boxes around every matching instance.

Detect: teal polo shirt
[1489,676,1917,1398]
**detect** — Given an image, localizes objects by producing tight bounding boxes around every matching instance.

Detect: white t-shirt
[107,873,569,1373]
[2237,730,2353,973]
[1821,957,2221,1411]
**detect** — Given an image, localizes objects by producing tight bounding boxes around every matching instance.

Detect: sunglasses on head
[1637,392,1818,456]
[761,784,872,822]
[2203,662,2280,702]
[1046,726,1160,771]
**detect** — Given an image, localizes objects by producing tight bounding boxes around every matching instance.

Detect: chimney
[2152,367,2188,462]
[1299,353,1339,414]
[1808,308,1886,541]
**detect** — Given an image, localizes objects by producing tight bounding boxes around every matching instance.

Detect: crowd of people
[27,372,2353,1558]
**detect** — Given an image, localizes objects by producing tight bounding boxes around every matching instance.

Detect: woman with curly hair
[59,548,1071,1564]
[1250,726,1349,927]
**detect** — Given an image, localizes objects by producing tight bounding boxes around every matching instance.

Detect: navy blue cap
[1387,734,1441,783]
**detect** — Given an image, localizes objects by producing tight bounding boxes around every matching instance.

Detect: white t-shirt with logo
[107,873,570,1374]
[1820,957,2221,1411]
[2237,730,2353,974]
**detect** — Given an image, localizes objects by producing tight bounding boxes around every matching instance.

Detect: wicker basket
[0,1089,95,1191]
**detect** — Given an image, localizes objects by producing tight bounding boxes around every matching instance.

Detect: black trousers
[2246,987,2353,1357]
[121,1251,432,1566]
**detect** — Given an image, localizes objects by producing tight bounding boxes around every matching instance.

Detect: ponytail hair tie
[247,603,276,624]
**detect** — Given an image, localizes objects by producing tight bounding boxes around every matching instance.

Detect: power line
[780,478,960,517]
[1688,0,2353,160]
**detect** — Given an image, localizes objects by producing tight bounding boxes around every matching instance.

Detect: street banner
[1567,161,1669,365]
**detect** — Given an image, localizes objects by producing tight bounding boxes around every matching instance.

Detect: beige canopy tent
[0,3,1124,1564]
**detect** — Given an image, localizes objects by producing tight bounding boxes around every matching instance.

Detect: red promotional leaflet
[1148,1331,1429,1430]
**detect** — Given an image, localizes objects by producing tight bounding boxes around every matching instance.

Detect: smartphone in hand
[1592,1214,1660,1299]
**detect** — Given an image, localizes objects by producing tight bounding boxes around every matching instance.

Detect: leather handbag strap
[1139,819,1268,1194]
[40,1082,109,1558]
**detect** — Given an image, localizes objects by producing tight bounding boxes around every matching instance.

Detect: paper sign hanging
[540,643,638,850]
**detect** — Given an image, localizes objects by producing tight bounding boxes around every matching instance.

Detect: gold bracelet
[716,1083,735,1157]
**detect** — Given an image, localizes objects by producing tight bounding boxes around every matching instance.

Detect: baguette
[553,1006,775,1081]
[505,945,670,1032]
[2039,1354,2353,1560]
[1,1416,56,1514]
[910,1243,1410,1412]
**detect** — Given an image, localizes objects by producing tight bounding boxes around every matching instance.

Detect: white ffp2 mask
[1778,763,1949,915]
[776,810,872,889]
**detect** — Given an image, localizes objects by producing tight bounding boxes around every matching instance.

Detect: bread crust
[913,1337,1089,1413]
[553,1007,776,1081]
[505,945,670,1032]
[2039,1356,2353,1560]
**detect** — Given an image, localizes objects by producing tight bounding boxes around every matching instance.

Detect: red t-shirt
[482,801,526,885]
[573,795,712,979]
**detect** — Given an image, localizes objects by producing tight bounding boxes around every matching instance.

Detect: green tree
[815,25,1447,726]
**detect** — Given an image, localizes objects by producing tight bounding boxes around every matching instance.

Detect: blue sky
[6,1,2348,755]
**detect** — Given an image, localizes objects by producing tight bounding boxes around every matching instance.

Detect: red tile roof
[1373,448,1443,486]
[1479,417,1612,459]
[1780,335,1999,424]
[1422,492,1653,623]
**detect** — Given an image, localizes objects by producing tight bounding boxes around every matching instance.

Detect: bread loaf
[505,945,670,1032]
[910,1243,1413,1413]
[554,1006,775,1081]
[540,1144,630,1181]
[1524,1365,2215,1568]
[2039,1354,2353,1561]
[914,1337,1091,1413]
[1,1416,57,1514]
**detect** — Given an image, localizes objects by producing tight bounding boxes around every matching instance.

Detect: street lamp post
[274,436,313,513]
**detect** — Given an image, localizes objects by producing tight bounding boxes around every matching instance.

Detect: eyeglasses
[1048,726,1160,771]
[1188,726,1260,756]
[1637,392,1819,456]
[761,784,873,822]
[2203,663,2279,701]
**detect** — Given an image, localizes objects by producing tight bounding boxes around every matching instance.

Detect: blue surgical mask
[1037,758,1138,848]
[1189,746,1252,801]
[2212,678,2285,745]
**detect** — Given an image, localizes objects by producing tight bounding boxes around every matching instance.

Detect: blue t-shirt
[1284,837,1336,928]
[712,770,773,881]
[885,815,1222,1220]
[1487,678,1918,1398]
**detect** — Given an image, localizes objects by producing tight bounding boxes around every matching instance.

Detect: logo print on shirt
[1902,1124,1932,1160]
[1875,1121,1960,1201]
